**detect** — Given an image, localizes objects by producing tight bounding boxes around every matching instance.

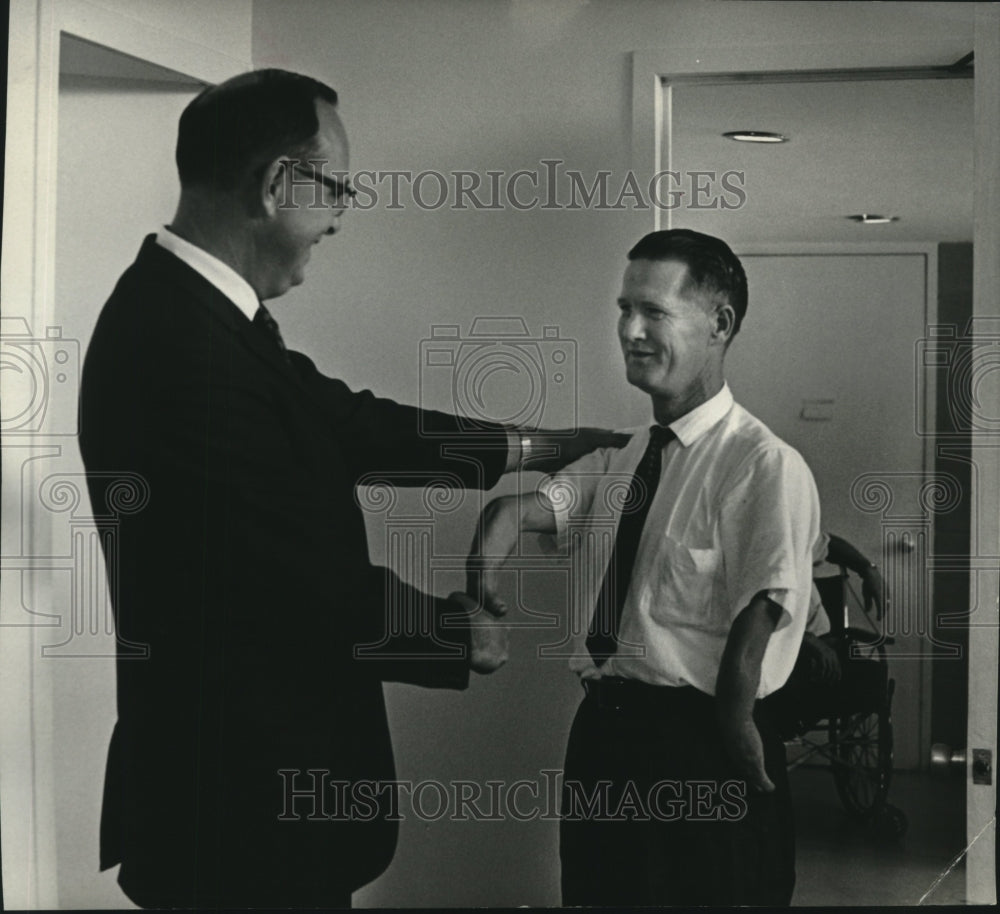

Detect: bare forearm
[717,594,780,718]
[470,493,555,559]
[467,496,520,582]
[466,492,556,613]
[715,593,783,792]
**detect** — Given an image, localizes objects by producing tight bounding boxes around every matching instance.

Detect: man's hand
[465,497,517,617]
[825,533,886,620]
[718,712,775,794]
[520,427,631,472]
[466,559,508,618]
[801,631,841,685]
[449,591,509,674]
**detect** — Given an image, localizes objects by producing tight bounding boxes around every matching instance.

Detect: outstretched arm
[513,428,631,473]
[466,492,557,617]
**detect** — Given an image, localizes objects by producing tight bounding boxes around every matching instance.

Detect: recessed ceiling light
[846,214,900,225]
[722,131,788,144]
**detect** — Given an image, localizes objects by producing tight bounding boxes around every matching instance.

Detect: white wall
[252,0,975,427]
[77,0,253,62]
[250,1,980,907]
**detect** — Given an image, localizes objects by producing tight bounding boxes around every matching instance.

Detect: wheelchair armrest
[844,626,894,646]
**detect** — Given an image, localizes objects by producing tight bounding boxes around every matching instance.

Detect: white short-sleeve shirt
[539,383,822,697]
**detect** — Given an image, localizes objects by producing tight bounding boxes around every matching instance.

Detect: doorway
[1,3,245,900]
[646,59,977,904]
[47,34,205,908]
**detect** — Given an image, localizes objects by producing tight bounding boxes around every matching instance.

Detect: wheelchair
[764,567,908,839]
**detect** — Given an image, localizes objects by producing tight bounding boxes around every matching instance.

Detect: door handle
[931,744,994,784]
[930,742,965,770]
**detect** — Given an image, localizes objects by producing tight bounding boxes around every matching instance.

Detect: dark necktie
[586,423,676,666]
[253,304,290,362]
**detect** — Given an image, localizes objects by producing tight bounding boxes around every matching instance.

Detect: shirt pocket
[647,534,728,633]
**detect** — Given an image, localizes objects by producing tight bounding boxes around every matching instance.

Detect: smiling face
[617,258,731,423]
[254,100,350,300]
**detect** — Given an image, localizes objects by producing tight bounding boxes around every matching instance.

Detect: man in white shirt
[468,228,822,905]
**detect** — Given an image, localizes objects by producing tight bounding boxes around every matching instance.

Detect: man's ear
[259,157,287,217]
[712,303,736,344]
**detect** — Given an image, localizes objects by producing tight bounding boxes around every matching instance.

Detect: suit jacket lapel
[134,236,328,407]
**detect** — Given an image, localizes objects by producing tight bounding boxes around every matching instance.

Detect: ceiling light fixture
[722,130,788,143]
[846,214,900,225]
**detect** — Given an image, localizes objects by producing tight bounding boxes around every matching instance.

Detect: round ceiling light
[722,131,788,143]
[846,214,900,225]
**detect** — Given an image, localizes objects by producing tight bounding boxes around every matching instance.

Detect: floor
[791,767,967,906]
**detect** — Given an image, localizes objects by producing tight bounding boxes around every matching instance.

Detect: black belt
[581,677,708,713]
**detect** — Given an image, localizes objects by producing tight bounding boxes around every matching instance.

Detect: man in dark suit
[79,69,621,908]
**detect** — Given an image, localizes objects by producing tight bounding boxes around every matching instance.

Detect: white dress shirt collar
[155,226,260,322]
[666,382,734,448]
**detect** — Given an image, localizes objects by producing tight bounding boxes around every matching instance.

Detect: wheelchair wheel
[872,802,909,841]
[828,681,894,820]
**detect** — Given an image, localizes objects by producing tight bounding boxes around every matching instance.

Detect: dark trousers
[559,682,794,907]
[118,866,352,909]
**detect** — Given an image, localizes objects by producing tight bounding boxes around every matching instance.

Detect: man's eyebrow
[618,296,667,308]
[319,172,357,198]
[291,163,357,198]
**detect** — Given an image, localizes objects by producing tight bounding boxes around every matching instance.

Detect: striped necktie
[586,423,676,666]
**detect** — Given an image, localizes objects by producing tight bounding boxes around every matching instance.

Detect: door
[728,248,935,772]
[638,44,990,900]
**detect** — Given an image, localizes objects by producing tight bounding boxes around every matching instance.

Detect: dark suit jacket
[78,237,509,907]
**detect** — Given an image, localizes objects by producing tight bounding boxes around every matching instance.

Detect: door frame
[966,8,999,904]
[629,38,978,239]
[1,1,249,906]
[629,26,998,904]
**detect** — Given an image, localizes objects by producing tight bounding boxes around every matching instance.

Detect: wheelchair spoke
[829,706,893,820]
